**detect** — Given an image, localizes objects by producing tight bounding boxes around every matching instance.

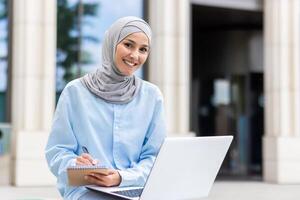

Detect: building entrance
[191,5,263,179]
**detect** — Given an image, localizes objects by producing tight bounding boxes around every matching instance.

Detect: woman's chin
[124,69,136,76]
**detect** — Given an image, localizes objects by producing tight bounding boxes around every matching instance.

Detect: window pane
[0,0,8,122]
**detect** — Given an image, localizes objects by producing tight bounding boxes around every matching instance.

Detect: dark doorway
[191,5,263,179]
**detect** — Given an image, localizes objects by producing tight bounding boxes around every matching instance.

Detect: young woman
[45,16,166,199]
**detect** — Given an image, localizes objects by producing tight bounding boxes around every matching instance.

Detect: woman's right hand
[76,153,99,166]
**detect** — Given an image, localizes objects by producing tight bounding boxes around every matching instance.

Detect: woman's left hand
[85,169,121,187]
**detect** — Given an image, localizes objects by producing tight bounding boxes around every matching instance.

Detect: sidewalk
[0,181,300,200]
[203,181,300,200]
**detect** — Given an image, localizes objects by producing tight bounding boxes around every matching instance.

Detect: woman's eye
[124,43,132,48]
[140,47,148,53]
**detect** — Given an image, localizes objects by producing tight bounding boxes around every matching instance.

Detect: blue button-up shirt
[45,79,166,199]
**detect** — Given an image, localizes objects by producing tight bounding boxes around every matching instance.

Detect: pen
[82,146,89,154]
[82,146,98,165]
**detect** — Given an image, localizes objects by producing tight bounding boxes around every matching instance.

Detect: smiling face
[114,32,150,76]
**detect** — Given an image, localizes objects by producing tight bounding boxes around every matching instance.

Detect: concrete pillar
[10,0,56,185]
[263,0,300,183]
[148,0,192,136]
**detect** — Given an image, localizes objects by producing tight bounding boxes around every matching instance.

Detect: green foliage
[0,0,7,19]
[57,0,99,83]
[0,0,7,62]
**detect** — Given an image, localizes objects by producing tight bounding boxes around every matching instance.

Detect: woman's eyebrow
[125,39,149,48]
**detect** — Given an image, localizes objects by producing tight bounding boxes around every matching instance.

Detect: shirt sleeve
[118,94,167,187]
[45,89,79,196]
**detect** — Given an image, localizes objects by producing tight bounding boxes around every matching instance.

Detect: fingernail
[92,160,98,165]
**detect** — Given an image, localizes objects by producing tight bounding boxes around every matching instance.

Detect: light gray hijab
[81,16,152,104]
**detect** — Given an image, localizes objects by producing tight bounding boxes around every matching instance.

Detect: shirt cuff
[117,170,139,187]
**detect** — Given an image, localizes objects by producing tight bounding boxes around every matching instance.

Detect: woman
[45,16,166,199]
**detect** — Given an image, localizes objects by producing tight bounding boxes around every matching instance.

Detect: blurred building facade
[0,0,299,186]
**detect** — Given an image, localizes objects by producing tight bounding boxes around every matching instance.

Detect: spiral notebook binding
[67,165,108,170]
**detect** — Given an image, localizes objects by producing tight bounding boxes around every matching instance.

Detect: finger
[89,171,120,187]
[76,160,88,166]
[95,173,113,182]
[85,175,106,186]
[107,169,116,175]
[93,170,112,176]
[77,156,93,165]
[77,156,92,165]
[90,173,107,180]
[99,169,116,176]
[81,153,97,165]
[81,153,93,161]
[94,169,115,176]
[89,174,115,187]
[92,159,99,165]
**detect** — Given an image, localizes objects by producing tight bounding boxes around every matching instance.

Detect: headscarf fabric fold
[81,16,152,104]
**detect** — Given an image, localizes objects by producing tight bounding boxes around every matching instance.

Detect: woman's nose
[129,50,139,59]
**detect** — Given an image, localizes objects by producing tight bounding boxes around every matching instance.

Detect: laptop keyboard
[112,188,143,198]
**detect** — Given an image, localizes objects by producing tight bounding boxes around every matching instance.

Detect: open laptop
[86,136,233,200]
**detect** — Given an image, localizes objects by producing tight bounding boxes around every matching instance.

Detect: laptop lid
[87,136,232,200]
[140,136,233,200]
